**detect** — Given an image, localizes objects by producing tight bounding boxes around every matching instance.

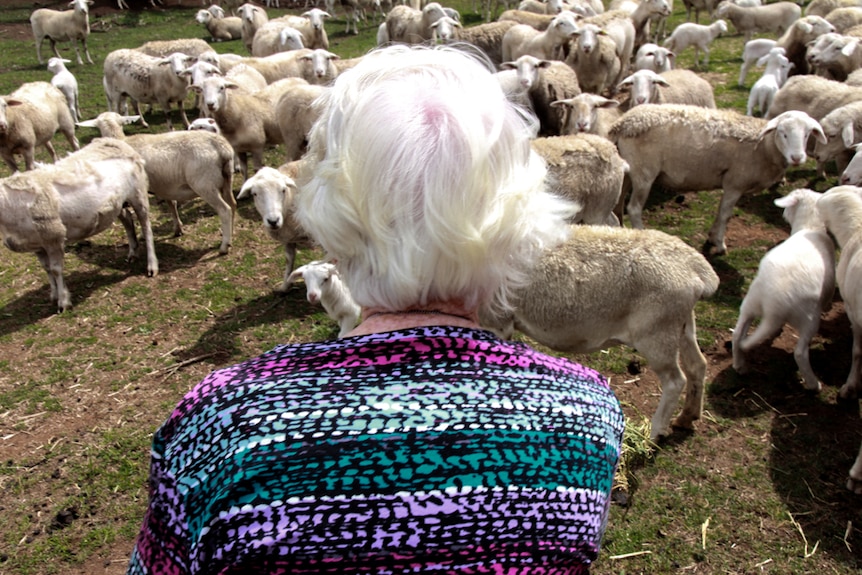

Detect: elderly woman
[126,46,624,574]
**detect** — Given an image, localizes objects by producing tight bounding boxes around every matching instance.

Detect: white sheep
[609,105,827,254]
[806,0,862,18]
[76,112,237,255]
[240,48,339,85]
[429,15,461,43]
[572,10,638,89]
[287,261,361,337]
[30,0,94,66]
[738,38,778,86]
[766,74,862,121]
[501,10,579,61]
[551,93,622,138]
[277,9,331,50]
[188,117,221,134]
[238,2,270,53]
[746,50,793,117]
[732,188,835,392]
[46,57,80,123]
[195,9,243,42]
[251,21,306,57]
[102,49,196,130]
[497,8,555,30]
[385,2,448,44]
[480,224,719,442]
[806,32,862,81]
[715,0,802,44]
[136,38,213,59]
[634,42,675,72]
[275,82,327,162]
[775,15,835,76]
[531,134,628,225]
[824,6,862,32]
[680,0,714,23]
[568,22,624,95]
[521,59,582,136]
[618,68,716,107]
[838,142,862,184]
[0,82,80,173]
[236,166,309,292]
[662,19,728,68]
[820,102,862,175]
[439,20,518,67]
[0,138,157,312]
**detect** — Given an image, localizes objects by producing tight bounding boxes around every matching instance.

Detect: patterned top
[126,326,625,575]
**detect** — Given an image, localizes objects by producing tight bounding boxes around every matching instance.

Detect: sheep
[195,9,243,42]
[430,15,461,43]
[849,67,862,85]
[568,22,625,95]
[774,15,836,76]
[715,1,802,44]
[0,138,157,312]
[766,74,862,121]
[136,38,213,59]
[188,117,222,134]
[497,55,549,118]
[626,0,673,49]
[523,60,582,136]
[276,9,331,50]
[806,32,862,81]
[480,224,719,442]
[30,0,94,66]
[838,141,862,184]
[618,68,716,108]
[738,38,778,86]
[609,105,827,254]
[240,49,340,85]
[274,82,327,162]
[680,0,714,23]
[662,19,728,68]
[342,0,385,35]
[385,2,448,44]
[824,6,862,32]
[46,57,80,123]
[574,10,638,88]
[497,9,555,30]
[236,167,310,292]
[192,76,302,180]
[551,93,622,138]
[501,10,579,61]
[809,101,862,177]
[442,20,518,67]
[238,2,270,53]
[0,82,80,173]
[76,112,237,255]
[732,188,835,392]
[635,42,675,72]
[531,134,628,225]
[251,21,306,57]
[746,50,793,117]
[286,261,361,337]
[102,49,196,130]
[806,0,862,18]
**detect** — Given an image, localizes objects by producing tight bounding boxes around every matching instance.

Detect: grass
[0,1,860,574]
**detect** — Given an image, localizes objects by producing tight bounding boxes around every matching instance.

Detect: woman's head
[296,45,576,315]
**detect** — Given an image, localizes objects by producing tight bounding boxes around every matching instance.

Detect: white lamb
[746,49,793,117]
[287,261,360,338]
[480,224,719,442]
[609,105,827,254]
[46,57,80,124]
[30,0,94,66]
[662,19,728,68]
[236,166,310,292]
[738,38,778,86]
[732,188,835,392]
[0,138,157,312]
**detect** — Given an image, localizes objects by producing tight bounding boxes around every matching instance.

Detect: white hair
[296,45,576,315]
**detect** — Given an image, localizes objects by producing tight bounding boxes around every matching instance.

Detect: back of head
[296,45,575,315]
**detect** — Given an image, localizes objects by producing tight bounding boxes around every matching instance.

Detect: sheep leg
[792,313,823,392]
[848,441,862,494]
[166,200,184,237]
[131,99,149,129]
[22,145,39,171]
[0,149,18,173]
[636,335,688,441]
[36,245,70,312]
[839,319,862,400]
[209,196,234,255]
[42,140,59,165]
[80,38,94,65]
[706,187,745,255]
[731,309,756,374]
[278,243,299,293]
[35,38,46,65]
[673,309,707,431]
[117,206,141,259]
[49,38,64,63]
[626,177,655,229]
[126,195,159,277]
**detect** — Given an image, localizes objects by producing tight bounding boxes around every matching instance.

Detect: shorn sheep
[385,3,448,44]
[766,74,862,121]
[46,57,80,123]
[76,112,237,255]
[715,0,802,44]
[618,68,716,107]
[236,166,310,292]
[30,0,94,66]
[286,261,361,338]
[0,138,157,312]
[480,224,719,442]
[815,186,862,494]
[635,42,675,72]
[662,19,728,68]
[0,81,80,173]
[732,188,835,392]
[275,82,327,162]
[568,22,624,95]
[195,9,243,42]
[609,104,827,254]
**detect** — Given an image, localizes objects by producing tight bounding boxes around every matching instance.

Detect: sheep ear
[842,39,859,57]
[597,97,620,109]
[773,193,798,208]
[76,118,99,128]
[119,115,141,125]
[842,122,856,148]
[807,118,828,145]
[653,76,671,87]
[798,21,813,34]
[237,182,253,200]
[500,61,516,70]
[550,99,573,108]
[286,266,307,285]
[5,98,24,107]
[618,75,635,87]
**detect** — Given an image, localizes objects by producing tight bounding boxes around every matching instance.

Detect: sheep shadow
[71,234,213,275]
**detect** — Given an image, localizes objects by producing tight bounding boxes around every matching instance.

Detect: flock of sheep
[6,0,862,491]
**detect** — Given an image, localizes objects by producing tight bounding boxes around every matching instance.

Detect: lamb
[551,93,622,138]
[480,224,719,442]
[76,112,237,255]
[30,0,94,66]
[46,57,80,123]
[195,9,243,42]
[0,82,80,173]
[732,188,835,392]
[738,38,778,86]
[0,138,157,312]
[618,68,716,107]
[805,0,862,18]
[102,49,196,130]
[715,1,802,44]
[238,2,270,53]
[287,261,361,337]
[274,82,327,162]
[385,2,448,44]
[609,105,827,254]
[568,22,625,94]
[746,50,793,117]
[634,42,675,72]
[662,19,728,68]
[774,15,835,75]
[501,10,579,61]
[531,134,628,225]
[236,167,310,292]
[625,0,673,49]
[766,74,862,121]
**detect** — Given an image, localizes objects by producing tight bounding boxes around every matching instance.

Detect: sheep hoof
[671,414,696,431]
[847,476,862,494]
[838,383,858,401]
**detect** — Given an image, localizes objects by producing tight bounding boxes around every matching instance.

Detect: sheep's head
[762,111,827,167]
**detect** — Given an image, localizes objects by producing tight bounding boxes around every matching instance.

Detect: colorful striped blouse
[126,326,624,574]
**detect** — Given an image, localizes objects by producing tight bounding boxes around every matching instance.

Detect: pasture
[0,0,860,573]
